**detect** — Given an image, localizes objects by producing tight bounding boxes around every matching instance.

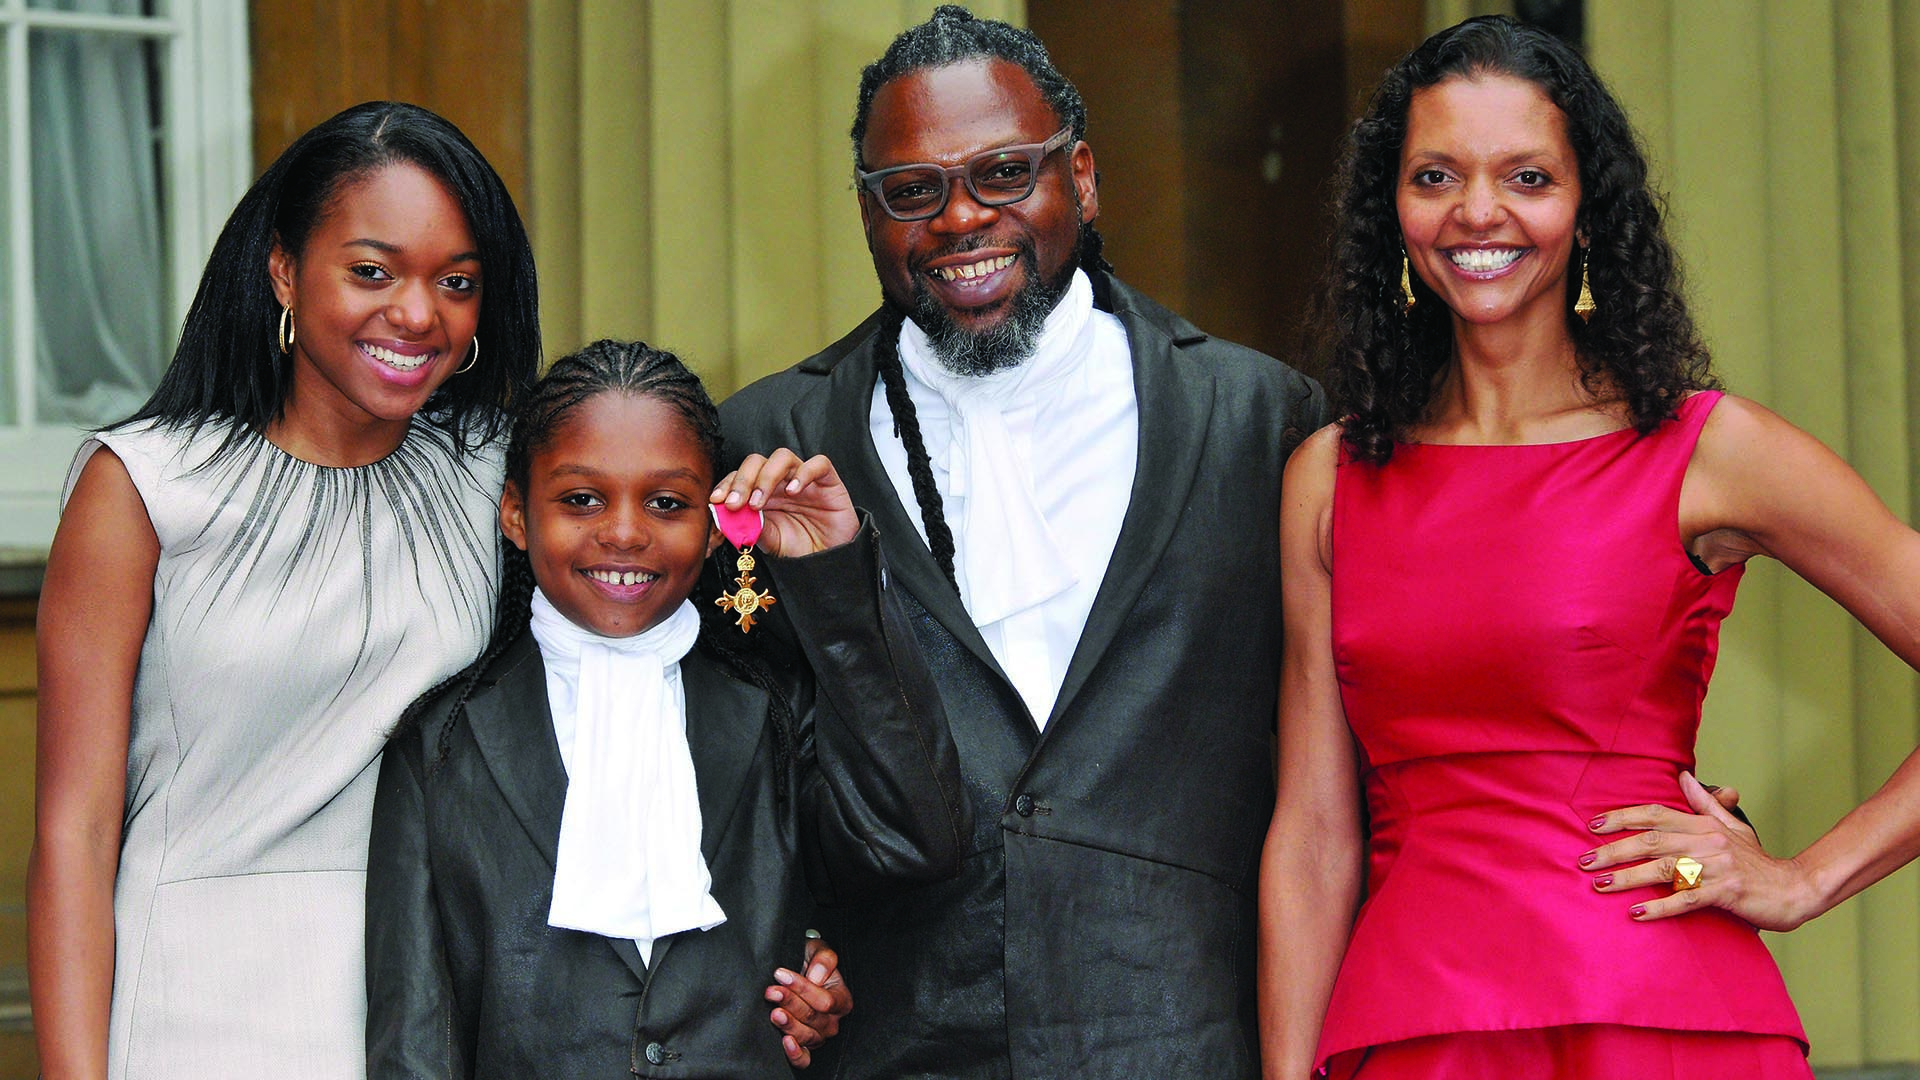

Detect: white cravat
[900,288,1091,628]
[529,591,725,964]
[876,270,1138,726]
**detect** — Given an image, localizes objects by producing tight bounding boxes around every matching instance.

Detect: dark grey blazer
[366,530,969,1079]
[720,271,1327,1079]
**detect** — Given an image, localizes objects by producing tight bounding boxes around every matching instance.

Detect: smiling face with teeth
[267,162,483,464]
[1397,73,1583,338]
[858,58,1099,374]
[500,392,722,639]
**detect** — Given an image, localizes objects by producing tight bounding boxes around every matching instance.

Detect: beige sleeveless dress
[64,417,502,1079]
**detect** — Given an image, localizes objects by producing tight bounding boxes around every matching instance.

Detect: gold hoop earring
[1400,253,1416,313]
[455,336,479,374]
[278,306,296,355]
[1574,249,1597,322]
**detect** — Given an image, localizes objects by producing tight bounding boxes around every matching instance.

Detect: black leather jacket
[720,272,1327,1079]
[366,523,969,1078]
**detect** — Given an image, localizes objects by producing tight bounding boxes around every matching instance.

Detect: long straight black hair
[119,101,540,450]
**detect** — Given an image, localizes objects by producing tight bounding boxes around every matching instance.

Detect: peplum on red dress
[1316,391,1813,1078]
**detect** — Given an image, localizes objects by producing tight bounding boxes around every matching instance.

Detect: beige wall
[526,0,1023,395]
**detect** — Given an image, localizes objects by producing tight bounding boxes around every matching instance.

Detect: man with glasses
[721,7,1324,1076]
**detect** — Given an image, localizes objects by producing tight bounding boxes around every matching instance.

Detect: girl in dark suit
[366,339,967,1078]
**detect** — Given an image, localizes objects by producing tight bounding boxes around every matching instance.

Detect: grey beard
[909,252,1073,377]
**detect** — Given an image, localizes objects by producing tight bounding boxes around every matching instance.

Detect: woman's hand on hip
[1583,771,1818,931]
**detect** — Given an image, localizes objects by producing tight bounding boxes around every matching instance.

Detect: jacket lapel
[1044,282,1216,729]
[681,652,769,864]
[800,286,1217,733]
[464,636,567,871]
[463,635,652,984]
[791,332,1009,683]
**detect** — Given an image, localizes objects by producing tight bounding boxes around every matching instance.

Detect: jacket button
[1014,793,1035,817]
[644,1041,667,1066]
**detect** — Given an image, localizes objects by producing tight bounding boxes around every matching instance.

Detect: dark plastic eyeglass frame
[855,126,1076,222]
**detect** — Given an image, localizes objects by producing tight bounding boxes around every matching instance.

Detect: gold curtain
[527,0,1024,394]
[1589,3,1920,1069]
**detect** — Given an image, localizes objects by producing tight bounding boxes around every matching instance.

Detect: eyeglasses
[856,126,1075,222]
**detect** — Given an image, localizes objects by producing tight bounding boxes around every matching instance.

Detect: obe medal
[712,504,775,633]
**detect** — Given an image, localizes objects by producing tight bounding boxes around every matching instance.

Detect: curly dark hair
[1327,15,1715,464]
[851,3,1110,274]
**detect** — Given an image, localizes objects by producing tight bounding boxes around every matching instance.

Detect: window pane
[27,0,164,14]
[31,28,168,427]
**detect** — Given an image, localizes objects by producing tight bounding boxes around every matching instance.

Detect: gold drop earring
[1400,252,1416,313]
[1574,244,1597,322]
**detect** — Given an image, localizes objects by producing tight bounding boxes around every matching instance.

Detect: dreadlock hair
[852,5,1112,592]
[404,340,799,798]
[1326,15,1715,464]
[851,4,1111,276]
[119,101,540,454]
[871,305,961,589]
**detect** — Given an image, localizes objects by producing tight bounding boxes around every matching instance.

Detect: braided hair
[870,306,960,589]
[402,340,799,796]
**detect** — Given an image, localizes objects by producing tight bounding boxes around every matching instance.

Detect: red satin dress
[1317,392,1812,1078]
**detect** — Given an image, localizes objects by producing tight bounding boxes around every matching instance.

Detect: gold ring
[1672,856,1704,892]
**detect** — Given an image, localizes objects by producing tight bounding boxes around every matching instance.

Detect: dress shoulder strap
[1645,390,1727,478]
[1674,389,1725,437]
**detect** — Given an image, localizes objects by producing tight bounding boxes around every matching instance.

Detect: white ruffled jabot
[529,591,726,964]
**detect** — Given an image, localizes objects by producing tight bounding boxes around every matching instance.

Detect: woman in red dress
[1258,15,1920,1079]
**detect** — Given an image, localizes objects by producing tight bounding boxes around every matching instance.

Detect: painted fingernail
[1593,874,1613,889]
[773,969,795,985]
[1589,816,1606,830]
[788,478,802,492]
[750,490,765,507]
[767,988,784,1003]
[1578,852,1596,868]
[1630,904,1647,919]
[804,928,822,940]
[808,964,828,983]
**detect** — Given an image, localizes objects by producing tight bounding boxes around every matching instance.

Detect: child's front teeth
[589,570,657,586]
[365,343,429,371]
